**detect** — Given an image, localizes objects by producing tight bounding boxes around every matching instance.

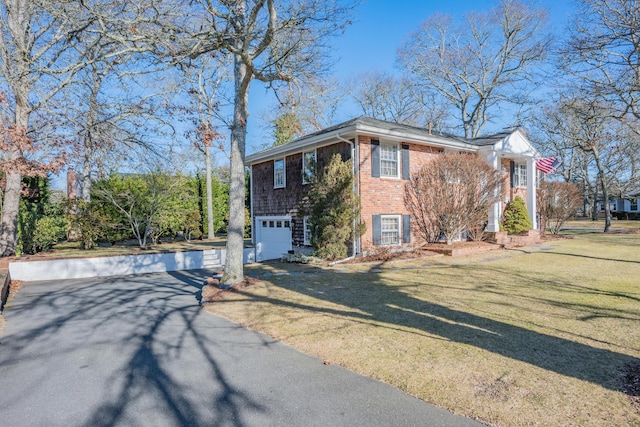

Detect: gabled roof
[246,116,537,164]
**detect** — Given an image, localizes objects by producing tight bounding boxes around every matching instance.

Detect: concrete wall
[8,248,256,282]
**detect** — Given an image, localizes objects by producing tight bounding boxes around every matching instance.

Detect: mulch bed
[342,241,502,264]
[621,362,640,414]
[201,276,260,303]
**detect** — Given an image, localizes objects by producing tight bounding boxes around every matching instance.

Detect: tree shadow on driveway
[0,269,266,426]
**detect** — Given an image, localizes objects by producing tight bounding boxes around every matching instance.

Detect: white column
[485,150,501,232]
[527,157,537,230]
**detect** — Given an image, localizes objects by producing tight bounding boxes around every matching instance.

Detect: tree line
[14,170,231,255]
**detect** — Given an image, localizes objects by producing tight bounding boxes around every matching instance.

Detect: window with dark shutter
[371,140,380,178]
[372,214,381,245]
[403,214,411,243]
[402,144,410,180]
[510,161,515,188]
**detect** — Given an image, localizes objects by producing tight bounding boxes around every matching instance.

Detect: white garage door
[255,216,292,261]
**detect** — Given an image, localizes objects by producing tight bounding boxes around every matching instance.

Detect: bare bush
[537,181,583,235]
[405,153,502,245]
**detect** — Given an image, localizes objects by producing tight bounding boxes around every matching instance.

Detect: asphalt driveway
[0,270,482,426]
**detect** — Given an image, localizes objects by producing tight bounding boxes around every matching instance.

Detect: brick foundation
[486,230,540,247]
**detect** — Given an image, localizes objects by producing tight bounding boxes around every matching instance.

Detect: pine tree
[502,196,532,234]
[305,153,361,260]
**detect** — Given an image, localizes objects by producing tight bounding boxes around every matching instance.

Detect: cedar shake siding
[251,141,352,247]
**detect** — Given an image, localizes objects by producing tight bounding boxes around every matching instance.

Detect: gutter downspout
[333,133,358,263]
[249,166,254,245]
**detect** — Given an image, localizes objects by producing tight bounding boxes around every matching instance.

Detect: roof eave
[354,122,477,151]
[245,124,359,165]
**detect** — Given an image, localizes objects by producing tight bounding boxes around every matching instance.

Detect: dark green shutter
[403,214,411,244]
[402,144,410,180]
[371,140,380,178]
[372,215,381,245]
[510,161,515,187]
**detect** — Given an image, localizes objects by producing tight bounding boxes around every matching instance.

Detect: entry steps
[202,249,224,269]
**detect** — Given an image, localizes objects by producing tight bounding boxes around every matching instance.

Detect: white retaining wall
[9,248,256,282]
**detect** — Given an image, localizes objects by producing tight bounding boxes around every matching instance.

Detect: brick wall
[252,138,532,254]
[500,158,528,209]
[358,135,443,252]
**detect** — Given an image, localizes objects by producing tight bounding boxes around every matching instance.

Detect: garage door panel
[256,217,292,261]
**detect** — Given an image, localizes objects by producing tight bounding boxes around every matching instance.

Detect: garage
[255,216,292,261]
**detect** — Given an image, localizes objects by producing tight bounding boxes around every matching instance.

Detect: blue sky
[53,1,576,189]
[245,0,576,153]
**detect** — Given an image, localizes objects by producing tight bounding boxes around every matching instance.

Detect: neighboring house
[246,116,540,261]
[598,189,640,219]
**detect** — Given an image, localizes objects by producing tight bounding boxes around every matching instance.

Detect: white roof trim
[245,119,539,165]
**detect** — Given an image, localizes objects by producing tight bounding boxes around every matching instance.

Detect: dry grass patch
[206,234,640,426]
[8,237,251,263]
[564,219,640,230]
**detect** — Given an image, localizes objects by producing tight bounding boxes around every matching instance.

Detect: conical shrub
[502,196,532,234]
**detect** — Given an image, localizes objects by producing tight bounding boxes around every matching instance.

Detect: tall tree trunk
[205,144,214,239]
[591,186,599,221]
[0,162,22,256]
[1,0,31,256]
[82,138,93,202]
[222,51,250,286]
[593,149,611,232]
[1,102,30,256]
[599,172,611,232]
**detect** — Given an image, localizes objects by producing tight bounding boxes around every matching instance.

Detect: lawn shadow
[507,246,640,264]
[236,263,639,395]
[0,269,265,426]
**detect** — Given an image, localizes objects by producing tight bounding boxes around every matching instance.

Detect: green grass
[207,231,640,427]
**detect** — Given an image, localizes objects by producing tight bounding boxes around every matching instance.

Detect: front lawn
[205,231,640,426]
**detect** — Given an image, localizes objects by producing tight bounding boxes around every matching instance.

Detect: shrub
[281,252,320,264]
[68,199,108,250]
[405,153,502,244]
[304,153,362,261]
[33,216,66,252]
[502,196,532,234]
[537,181,582,234]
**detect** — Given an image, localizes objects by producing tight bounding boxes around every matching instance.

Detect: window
[631,199,638,211]
[380,144,399,178]
[381,216,401,246]
[274,158,285,188]
[302,150,316,184]
[303,216,312,246]
[513,163,527,188]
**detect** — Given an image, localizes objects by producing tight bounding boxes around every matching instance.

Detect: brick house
[246,116,540,261]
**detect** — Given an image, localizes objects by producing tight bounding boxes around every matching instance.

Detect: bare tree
[179,53,231,239]
[0,0,93,255]
[398,0,550,138]
[347,71,422,125]
[264,76,345,148]
[560,98,618,231]
[537,181,583,235]
[0,0,166,256]
[178,0,356,285]
[63,60,174,202]
[405,153,502,245]
[533,95,636,229]
[563,0,640,127]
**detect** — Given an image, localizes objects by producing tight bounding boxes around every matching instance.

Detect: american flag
[536,156,561,174]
